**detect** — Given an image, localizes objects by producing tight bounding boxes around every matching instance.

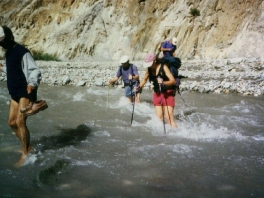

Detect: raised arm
[108,76,119,85]
[139,68,149,88]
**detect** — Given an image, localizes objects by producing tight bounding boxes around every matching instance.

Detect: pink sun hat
[143,53,155,68]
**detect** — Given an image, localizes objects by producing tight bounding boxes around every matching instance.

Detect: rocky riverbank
[0,58,263,96]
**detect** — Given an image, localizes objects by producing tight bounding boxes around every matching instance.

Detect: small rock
[76,81,86,86]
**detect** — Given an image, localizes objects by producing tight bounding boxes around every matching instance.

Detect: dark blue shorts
[11,89,37,103]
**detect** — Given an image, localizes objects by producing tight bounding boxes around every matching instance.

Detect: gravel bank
[1,58,263,96]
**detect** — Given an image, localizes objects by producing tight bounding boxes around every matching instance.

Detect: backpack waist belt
[124,81,137,86]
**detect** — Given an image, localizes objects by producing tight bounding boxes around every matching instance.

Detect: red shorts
[152,90,175,107]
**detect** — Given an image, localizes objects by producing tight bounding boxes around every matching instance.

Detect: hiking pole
[158,77,166,135]
[177,89,187,107]
[130,80,136,126]
[176,75,188,106]
[107,84,110,107]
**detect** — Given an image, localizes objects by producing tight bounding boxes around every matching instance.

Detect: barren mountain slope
[0,0,263,61]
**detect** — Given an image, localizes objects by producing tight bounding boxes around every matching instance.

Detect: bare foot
[15,154,28,168]
[171,122,178,128]
[28,145,33,152]
[14,146,33,168]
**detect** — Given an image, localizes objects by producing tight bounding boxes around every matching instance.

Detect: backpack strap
[148,67,151,82]
[130,64,134,75]
[120,64,134,76]
[118,65,122,76]
[158,64,166,78]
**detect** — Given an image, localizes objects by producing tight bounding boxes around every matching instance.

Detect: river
[0,82,263,197]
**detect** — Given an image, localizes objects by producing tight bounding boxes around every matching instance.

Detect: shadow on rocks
[32,124,92,152]
[35,159,70,187]
[32,124,91,187]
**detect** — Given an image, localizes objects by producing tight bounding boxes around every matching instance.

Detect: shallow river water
[0,82,263,198]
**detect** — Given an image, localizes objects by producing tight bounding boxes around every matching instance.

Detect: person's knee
[8,118,17,128]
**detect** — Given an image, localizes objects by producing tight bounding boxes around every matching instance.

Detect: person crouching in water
[138,53,177,128]
[108,55,141,103]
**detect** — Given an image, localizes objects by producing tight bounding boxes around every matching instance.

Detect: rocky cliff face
[0,0,263,61]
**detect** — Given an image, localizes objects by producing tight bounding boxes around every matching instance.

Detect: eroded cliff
[0,0,263,61]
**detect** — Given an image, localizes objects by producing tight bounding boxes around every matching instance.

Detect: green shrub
[31,50,60,61]
[190,8,200,17]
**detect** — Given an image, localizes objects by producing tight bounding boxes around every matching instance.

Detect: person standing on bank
[0,25,47,166]
[108,55,140,103]
[137,53,177,128]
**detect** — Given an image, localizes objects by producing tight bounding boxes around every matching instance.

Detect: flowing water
[0,82,263,198]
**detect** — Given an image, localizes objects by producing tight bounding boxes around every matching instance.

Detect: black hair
[0,25,15,50]
[2,25,14,40]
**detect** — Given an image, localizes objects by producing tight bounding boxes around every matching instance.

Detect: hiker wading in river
[108,55,140,103]
[138,53,178,128]
[0,25,47,167]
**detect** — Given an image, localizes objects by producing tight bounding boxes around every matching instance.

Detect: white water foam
[72,92,86,101]
[93,130,111,137]
[129,143,200,154]
[128,144,202,160]
[107,97,247,141]
[172,122,246,142]
[252,135,264,141]
[23,153,38,165]
[86,87,119,96]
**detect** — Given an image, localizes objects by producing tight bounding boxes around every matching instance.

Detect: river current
[0,82,263,197]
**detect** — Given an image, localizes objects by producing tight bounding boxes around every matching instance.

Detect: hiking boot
[22,100,48,116]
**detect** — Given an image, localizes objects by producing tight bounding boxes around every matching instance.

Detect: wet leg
[154,105,163,121]
[9,98,32,166]
[8,99,21,141]
[164,106,177,128]
[135,93,140,103]
[127,96,133,103]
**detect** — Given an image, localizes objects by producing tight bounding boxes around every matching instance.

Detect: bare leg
[154,105,163,120]
[8,100,22,141]
[135,93,140,103]
[164,106,177,128]
[127,96,133,103]
[8,98,32,167]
